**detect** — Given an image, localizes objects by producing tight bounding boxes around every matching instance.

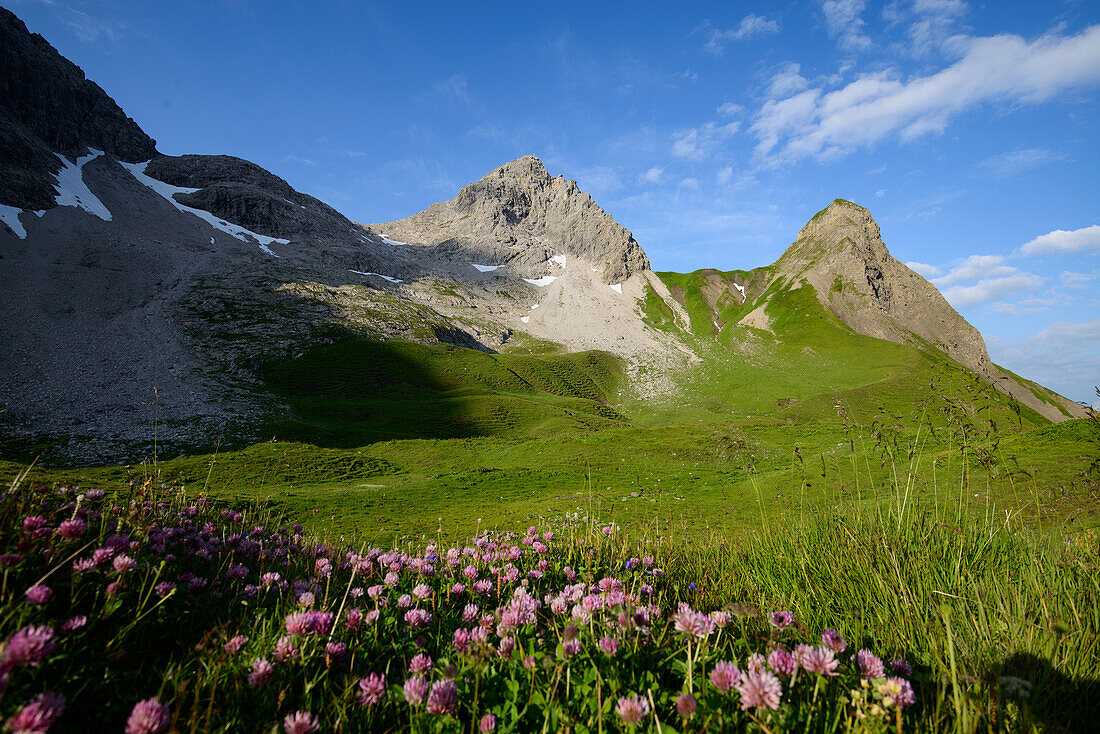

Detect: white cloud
[680,177,700,190]
[717,102,743,117]
[672,121,740,160]
[433,74,471,105]
[717,166,733,185]
[905,261,941,278]
[905,0,969,57]
[750,25,1100,163]
[986,319,1100,403]
[766,63,811,98]
[933,254,1016,286]
[640,166,664,184]
[1017,224,1100,256]
[874,188,886,198]
[1061,270,1096,287]
[821,0,872,52]
[703,14,781,55]
[940,274,1042,309]
[976,148,1062,179]
[927,255,1043,309]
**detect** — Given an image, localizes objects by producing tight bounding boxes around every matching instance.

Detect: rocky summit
[0,7,1086,462]
[372,155,650,284]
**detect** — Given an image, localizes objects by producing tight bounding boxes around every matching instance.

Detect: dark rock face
[0,7,158,209]
[145,154,358,240]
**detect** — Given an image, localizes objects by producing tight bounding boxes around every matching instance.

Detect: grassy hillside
[259,338,625,446]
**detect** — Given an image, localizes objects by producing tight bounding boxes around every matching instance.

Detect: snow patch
[550,254,567,268]
[531,304,539,310]
[0,205,27,239]
[609,283,623,294]
[380,235,409,247]
[210,237,215,245]
[33,210,45,217]
[734,283,745,298]
[591,267,599,272]
[259,244,280,257]
[520,316,530,323]
[349,269,403,284]
[52,151,112,220]
[523,275,557,287]
[471,263,499,272]
[122,161,290,247]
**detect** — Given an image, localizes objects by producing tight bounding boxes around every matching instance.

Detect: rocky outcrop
[773,199,1086,421]
[145,154,358,241]
[373,156,650,283]
[0,7,157,210]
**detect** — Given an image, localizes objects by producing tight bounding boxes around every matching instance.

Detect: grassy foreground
[0,463,1095,732]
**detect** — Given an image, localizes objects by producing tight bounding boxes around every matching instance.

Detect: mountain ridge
[0,6,1086,461]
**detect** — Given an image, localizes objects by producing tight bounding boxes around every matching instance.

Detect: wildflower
[5,692,65,733]
[563,638,581,657]
[364,609,380,625]
[112,555,137,574]
[384,572,400,586]
[56,519,85,539]
[769,610,794,629]
[462,603,480,622]
[154,582,175,598]
[106,582,123,595]
[60,616,86,634]
[479,713,497,732]
[597,636,619,656]
[405,609,432,628]
[802,646,839,676]
[285,610,332,636]
[672,605,715,639]
[746,652,767,674]
[891,658,913,677]
[326,641,347,664]
[877,677,916,709]
[404,676,430,706]
[426,679,458,715]
[821,628,846,653]
[274,636,299,662]
[497,637,515,658]
[854,649,885,679]
[451,582,465,594]
[223,635,248,655]
[999,676,1032,699]
[357,673,386,706]
[676,693,697,719]
[297,591,315,608]
[2,626,56,668]
[24,585,51,606]
[282,711,319,734]
[736,668,782,711]
[768,649,797,677]
[711,611,731,628]
[409,653,432,674]
[0,554,23,568]
[710,660,741,692]
[344,608,363,630]
[615,694,650,727]
[248,658,274,687]
[315,558,332,578]
[124,697,170,734]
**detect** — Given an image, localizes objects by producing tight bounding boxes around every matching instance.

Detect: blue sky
[10,0,1100,403]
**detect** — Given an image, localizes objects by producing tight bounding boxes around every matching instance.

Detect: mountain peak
[374,157,650,282]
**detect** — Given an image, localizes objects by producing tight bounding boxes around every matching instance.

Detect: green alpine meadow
[1,3,1098,733]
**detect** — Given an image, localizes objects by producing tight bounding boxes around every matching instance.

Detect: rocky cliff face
[0,7,157,210]
[776,199,992,375]
[373,156,651,283]
[772,199,1086,422]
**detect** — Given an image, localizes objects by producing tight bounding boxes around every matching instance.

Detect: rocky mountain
[0,6,1084,462]
[373,155,650,284]
[766,199,1083,422]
